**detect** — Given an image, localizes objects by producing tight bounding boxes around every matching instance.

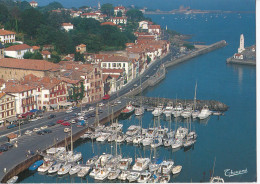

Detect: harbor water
[18,8,256,183]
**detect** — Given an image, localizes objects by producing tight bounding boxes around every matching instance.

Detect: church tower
[238,34,245,53]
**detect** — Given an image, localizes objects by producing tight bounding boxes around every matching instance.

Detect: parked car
[88,107,95,111]
[64,128,71,133]
[48,122,56,127]
[24,130,33,135]
[70,119,76,124]
[0,145,8,152]
[33,128,40,132]
[99,102,104,107]
[66,109,73,113]
[56,120,64,124]
[48,114,56,119]
[61,122,71,126]
[102,94,110,100]
[7,124,16,129]
[36,130,45,135]
[134,84,138,87]
[41,125,48,130]
[43,129,52,134]
[3,143,13,149]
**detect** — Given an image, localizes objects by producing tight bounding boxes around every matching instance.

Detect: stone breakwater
[128,96,228,111]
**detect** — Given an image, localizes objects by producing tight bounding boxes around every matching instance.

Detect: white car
[30,118,37,122]
[24,130,32,135]
[33,128,40,132]
[41,125,48,129]
[64,128,71,133]
[78,116,84,121]
[99,103,104,107]
[70,119,76,124]
[66,109,73,113]
[88,107,95,111]
[116,100,121,104]
[77,113,82,116]
[134,84,138,87]
[36,116,43,120]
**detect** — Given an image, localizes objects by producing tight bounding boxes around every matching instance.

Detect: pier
[226,57,256,66]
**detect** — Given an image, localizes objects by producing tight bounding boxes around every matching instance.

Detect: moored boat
[57,163,72,175]
[69,164,81,175]
[6,176,18,184]
[132,158,150,171]
[172,165,182,175]
[127,171,140,182]
[121,104,135,115]
[48,162,62,174]
[29,160,44,171]
[137,171,152,183]
[108,169,121,180]
[37,161,54,173]
[77,166,90,177]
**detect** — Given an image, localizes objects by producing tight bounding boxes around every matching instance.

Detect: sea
[19,0,256,182]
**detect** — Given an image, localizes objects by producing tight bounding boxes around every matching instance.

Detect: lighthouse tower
[98,2,101,10]
[238,34,245,53]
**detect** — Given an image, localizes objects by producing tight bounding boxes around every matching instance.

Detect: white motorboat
[137,171,152,183]
[126,136,134,143]
[68,152,82,162]
[150,137,163,148]
[181,105,192,119]
[86,155,98,167]
[118,170,130,180]
[57,163,72,175]
[142,136,153,146]
[69,164,81,175]
[172,165,182,175]
[89,167,100,177]
[159,174,171,183]
[133,135,144,144]
[118,158,133,170]
[96,132,110,142]
[38,161,54,173]
[95,154,113,167]
[94,168,110,180]
[80,132,92,139]
[158,160,174,174]
[108,169,121,180]
[126,125,141,136]
[171,138,183,149]
[210,176,224,183]
[135,106,145,116]
[77,166,90,177]
[164,138,174,147]
[163,102,174,116]
[187,131,197,140]
[157,127,168,138]
[175,127,188,139]
[191,110,200,119]
[46,147,66,155]
[48,162,62,174]
[146,107,154,111]
[127,172,140,182]
[107,134,117,142]
[116,133,126,143]
[95,124,105,132]
[172,103,183,117]
[132,158,150,171]
[147,175,159,183]
[110,122,123,132]
[183,139,196,148]
[6,176,18,184]
[149,161,162,172]
[152,107,163,116]
[105,155,122,169]
[198,105,212,120]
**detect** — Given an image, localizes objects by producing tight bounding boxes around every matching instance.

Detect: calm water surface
[19,12,256,183]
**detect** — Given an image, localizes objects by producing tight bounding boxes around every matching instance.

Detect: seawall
[226,57,256,66]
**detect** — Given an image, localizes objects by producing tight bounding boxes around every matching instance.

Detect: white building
[238,34,245,53]
[61,23,74,32]
[110,17,127,25]
[30,1,38,8]
[234,53,244,60]
[0,29,16,44]
[4,44,33,59]
[148,25,161,35]
[101,56,133,82]
[139,21,149,30]
[114,6,126,16]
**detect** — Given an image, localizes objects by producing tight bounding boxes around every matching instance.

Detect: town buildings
[0,29,16,44]
[30,1,38,8]
[0,42,4,59]
[61,23,74,32]
[0,92,16,127]
[4,44,33,59]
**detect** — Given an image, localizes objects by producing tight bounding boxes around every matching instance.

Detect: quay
[0,40,227,182]
[226,57,256,66]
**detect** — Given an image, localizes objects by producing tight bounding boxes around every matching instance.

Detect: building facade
[0,29,16,44]
[4,44,33,59]
[0,93,16,127]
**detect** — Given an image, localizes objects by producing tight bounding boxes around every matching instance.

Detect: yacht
[127,172,140,182]
[171,138,183,149]
[175,127,188,139]
[157,127,168,138]
[137,171,152,183]
[96,132,110,142]
[150,137,163,148]
[86,155,98,167]
[210,176,224,183]
[105,155,122,169]
[57,163,72,175]
[163,102,174,117]
[152,107,163,116]
[158,160,174,174]
[69,164,81,175]
[77,166,91,177]
[116,133,127,143]
[89,167,100,177]
[94,168,110,180]
[108,169,121,180]
[198,105,212,120]
[121,104,135,115]
[191,110,200,119]
[68,152,82,162]
[164,138,174,147]
[181,104,192,118]
[38,160,54,172]
[149,159,162,172]
[187,131,197,140]
[132,158,151,171]
[183,139,196,148]
[118,158,133,170]
[142,135,154,147]
[107,133,117,142]
[172,103,183,117]
[135,106,145,116]
[95,154,113,167]
[118,170,130,180]
[126,136,134,143]
[159,174,171,183]
[133,135,144,144]
[126,125,141,136]
[48,162,62,174]
[172,165,182,175]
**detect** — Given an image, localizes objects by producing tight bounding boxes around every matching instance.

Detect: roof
[77,44,86,47]
[0,29,16,36]
[5,44,32,51]
[32,46,40,50]
[103,56,130,62]
[6,133,18,139]
[114,6,125,10]
[101,22,117,26]
[102,68,124,73]
[62,23,73,27]
[148,25,161,29]
[41,50,51,55]
[0,58,59,71]
[30,1,37,3]
[4,83,36,93]
[0,92,5,99]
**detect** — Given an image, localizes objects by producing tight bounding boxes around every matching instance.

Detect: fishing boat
[48,162,62,174]
[96,132,110,142]
[29,160,44,171]
[121,103,135,115]
[118,170,130,180]
[94,168,110,180]
[86,155,98,167]
[37,161,54,173]
[159,174,171,183]
[108,169,121,180]
[127,172,140,182]
[137,171,152,183]
[69,164,81,175]
[118,158,133,170]
[198,105,212,120]
[126,125,141,136]
[158,160,174,174]
[57,163,72,175]
[132,158,150,171]
[77,166,91,177]
[172,165,182,175]
[6,176,18,184]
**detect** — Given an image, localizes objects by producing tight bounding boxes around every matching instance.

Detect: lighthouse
[238,34,245,53]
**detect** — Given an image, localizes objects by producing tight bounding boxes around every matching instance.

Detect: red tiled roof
[30,1,37,3]
[148,25,161,29]
[0,29,16,36]
[32,46,40,50]
[101,22,117,26]
[77,44,86,47]
[103,56,130,62]
[0,58,59,71]
[5,44,31,51]
[0,92,6,99]
[4,83,36,93]
[62,23,73,26]
[41,50,51,55]
[102,68,124,73]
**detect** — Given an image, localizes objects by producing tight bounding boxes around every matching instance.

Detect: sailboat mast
[212,157,216,178]
[71,126,73,152]
[194,82,197,110]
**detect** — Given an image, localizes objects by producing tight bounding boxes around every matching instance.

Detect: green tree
[75,52,85,62]
[23,51,43,59]
[39,2,63,12]
[0,4,9,24]
[101,3,114,17]
[116,11,122,17]
[126,9,144,22]
[183,43,195,50]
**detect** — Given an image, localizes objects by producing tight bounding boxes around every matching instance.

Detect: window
[113,63,116,68]
[123,63,125,67]
[45,94,48,98]
[102,63,107,68]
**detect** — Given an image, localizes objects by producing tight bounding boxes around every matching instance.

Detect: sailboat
[183,117,197,148]
[135,77,145,116]
[191,82,200,119]
[68,127,82,162]
[209,157,224,183]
